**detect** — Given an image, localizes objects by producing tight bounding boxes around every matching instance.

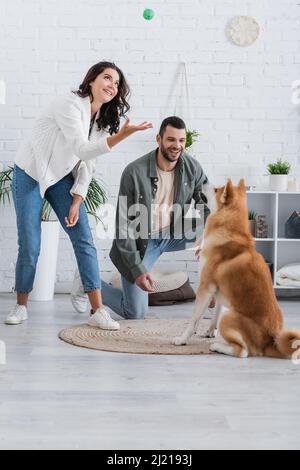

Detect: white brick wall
[0,0,300,293]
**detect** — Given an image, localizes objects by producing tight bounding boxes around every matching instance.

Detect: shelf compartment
[247,192,276,239]
[275,242,300,288]
[277,193,300,238]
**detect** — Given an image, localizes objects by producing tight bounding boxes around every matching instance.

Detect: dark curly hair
[74,61,130,135]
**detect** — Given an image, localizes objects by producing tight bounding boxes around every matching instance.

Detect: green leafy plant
[84,177,107,224]
[248,211,257,220]
[185,130,200,150]
[0,166,107,222]
[267,159,291,175]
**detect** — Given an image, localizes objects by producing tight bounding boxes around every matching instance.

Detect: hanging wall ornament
[173,62,192,130]
[229,16,260,47]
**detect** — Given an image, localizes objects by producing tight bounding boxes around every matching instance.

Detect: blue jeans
[13,165,101,294]
[101,235,196,320]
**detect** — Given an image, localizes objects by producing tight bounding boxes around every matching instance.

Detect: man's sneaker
[71,269,88,314]
[5,304,28,325]
[88,307,120,330]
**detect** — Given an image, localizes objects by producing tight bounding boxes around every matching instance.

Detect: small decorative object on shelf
[287,178,297,192]
[256,215,268,238]
[285,211,300,239]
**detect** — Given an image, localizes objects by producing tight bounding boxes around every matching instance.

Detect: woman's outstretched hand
[107,118,153,149]
[120,118,153,137]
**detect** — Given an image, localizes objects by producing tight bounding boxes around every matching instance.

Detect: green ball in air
[143,8,155,21]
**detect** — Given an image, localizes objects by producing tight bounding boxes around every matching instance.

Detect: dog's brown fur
[191,179,300,359]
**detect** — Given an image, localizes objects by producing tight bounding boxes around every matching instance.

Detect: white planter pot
[31,221,60,302]
[269,174,288,192]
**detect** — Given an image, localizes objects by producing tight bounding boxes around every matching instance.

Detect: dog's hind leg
[210,340,248,357]
[210,313,249,358]
[210,337,249,358]
[173,285,217,346]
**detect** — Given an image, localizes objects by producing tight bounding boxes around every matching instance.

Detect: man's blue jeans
[13,165,101,294]
[101,235,196,320]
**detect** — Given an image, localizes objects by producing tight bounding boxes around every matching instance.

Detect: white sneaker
[5,304,28,325]
[71,269,88,314]
[88,307,120,331]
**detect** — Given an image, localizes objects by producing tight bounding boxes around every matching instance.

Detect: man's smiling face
[157,125,187,163]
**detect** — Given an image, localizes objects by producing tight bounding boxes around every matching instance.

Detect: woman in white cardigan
[6,61,152,329]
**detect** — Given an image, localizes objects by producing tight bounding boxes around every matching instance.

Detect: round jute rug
[59,318,213,355]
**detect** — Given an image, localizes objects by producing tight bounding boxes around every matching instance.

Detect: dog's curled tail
[265,330,300,359]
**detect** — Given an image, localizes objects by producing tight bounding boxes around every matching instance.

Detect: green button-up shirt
[110,149,210,283]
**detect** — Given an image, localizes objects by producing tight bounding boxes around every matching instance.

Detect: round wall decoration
[229,16,260,47]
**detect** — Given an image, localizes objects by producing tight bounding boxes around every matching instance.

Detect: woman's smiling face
[90,68,120,104]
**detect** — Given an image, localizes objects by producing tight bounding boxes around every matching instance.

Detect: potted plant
[267,159,291,192]
[185,130,200,150]
[0,166,106,301]
[248,211,257,237]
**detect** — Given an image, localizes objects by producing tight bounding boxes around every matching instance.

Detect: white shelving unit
[247,191,300,292]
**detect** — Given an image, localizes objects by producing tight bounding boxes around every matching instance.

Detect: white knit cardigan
[15,92,111,199]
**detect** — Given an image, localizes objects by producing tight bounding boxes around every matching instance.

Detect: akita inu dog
[174,179,300,359]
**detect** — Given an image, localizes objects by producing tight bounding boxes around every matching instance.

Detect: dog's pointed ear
[220,179,233,204]
[238,178,246,191]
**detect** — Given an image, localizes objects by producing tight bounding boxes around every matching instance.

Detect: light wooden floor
[0,293,300,450]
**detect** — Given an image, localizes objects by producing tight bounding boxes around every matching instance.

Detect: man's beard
[161,144,184,163]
